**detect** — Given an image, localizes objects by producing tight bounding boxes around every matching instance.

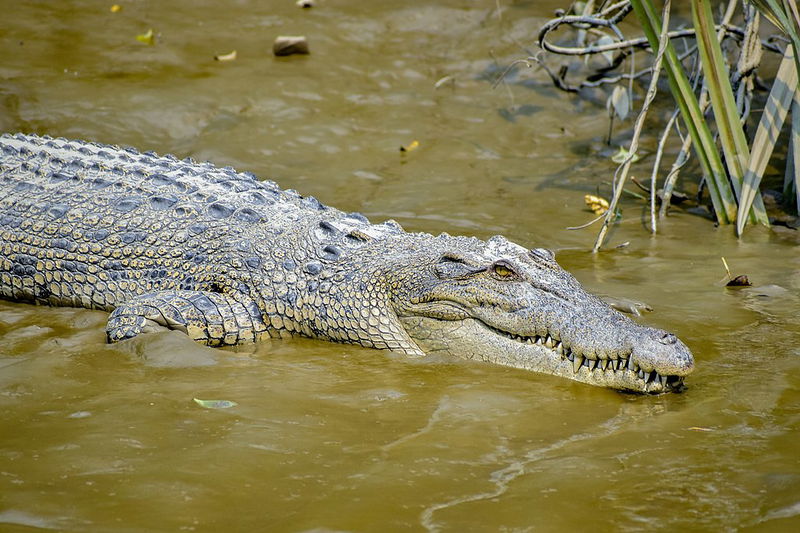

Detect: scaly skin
[0,133,694,393]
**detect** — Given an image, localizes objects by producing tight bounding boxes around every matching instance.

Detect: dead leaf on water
[584,194,609,215]
[193,398,238,409]
[136,29,155,45]
[110,4,122,13]
[214,50,237,62]
[400,140,419,153]
[688,427,714,432]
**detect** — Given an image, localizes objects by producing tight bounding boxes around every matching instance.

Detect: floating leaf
[136,28,155,45]
[688,426,714,432]
[584,194,610,215]
[193,398,238,409]
[611,146,640,164]
[400,140,419,153]
[214,50,237,62]
[110,4,122,13]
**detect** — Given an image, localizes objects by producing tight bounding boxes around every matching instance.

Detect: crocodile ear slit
[529,248,555,263]
[434,253,485,279]
[437,252,468,264]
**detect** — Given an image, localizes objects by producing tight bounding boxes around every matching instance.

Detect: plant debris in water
[273,36,309,56]
[214,50,237,62]
[193,398,238,409]
[136,29,155,45]
[726,275,752,287]
[611,146,641,164]
[585,194,610,215]
[720,257,753,287]
[400,140,419,153]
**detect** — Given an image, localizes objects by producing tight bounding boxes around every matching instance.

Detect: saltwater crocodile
[0,133,694,393]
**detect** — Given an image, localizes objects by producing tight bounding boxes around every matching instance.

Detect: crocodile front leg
[106,290,269,346]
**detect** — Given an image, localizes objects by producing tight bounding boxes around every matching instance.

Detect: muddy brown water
[1,1,799,531]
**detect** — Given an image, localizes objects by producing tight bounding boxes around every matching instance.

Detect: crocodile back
[0,133,357,309]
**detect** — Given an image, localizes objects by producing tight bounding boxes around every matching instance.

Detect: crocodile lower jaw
[482,322,685,394]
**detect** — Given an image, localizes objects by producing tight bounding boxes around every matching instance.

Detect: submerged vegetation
[529,0,800,250]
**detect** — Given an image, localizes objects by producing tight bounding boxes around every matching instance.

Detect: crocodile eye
[491,261,517,279]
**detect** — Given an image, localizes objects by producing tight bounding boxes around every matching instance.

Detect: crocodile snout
[631,327,694,377]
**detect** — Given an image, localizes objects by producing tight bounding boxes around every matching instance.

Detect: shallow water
[1,1,799,531]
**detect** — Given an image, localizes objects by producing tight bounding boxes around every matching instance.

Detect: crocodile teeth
[659,374,667,387]
[536,337,544,345]
[573,355,584,373]
[554,342,564,355]
[626,357,634,371]
[588,358,598,371]
[638,369,645,379]
[545,335,554,349]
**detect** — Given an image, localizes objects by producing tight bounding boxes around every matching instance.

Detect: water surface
[1,1,799,531]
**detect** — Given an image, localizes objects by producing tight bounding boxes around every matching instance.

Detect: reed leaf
[737,45,799,234]
[788,93,800,214]
[748,0,800,42]
[749,0,800,75]
[631,0,738,224]
[693,0,770,230]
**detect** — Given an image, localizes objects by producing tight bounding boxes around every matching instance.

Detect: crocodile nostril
[659,333,677,345]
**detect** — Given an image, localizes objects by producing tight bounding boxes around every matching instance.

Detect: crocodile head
[384,234,694,394]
